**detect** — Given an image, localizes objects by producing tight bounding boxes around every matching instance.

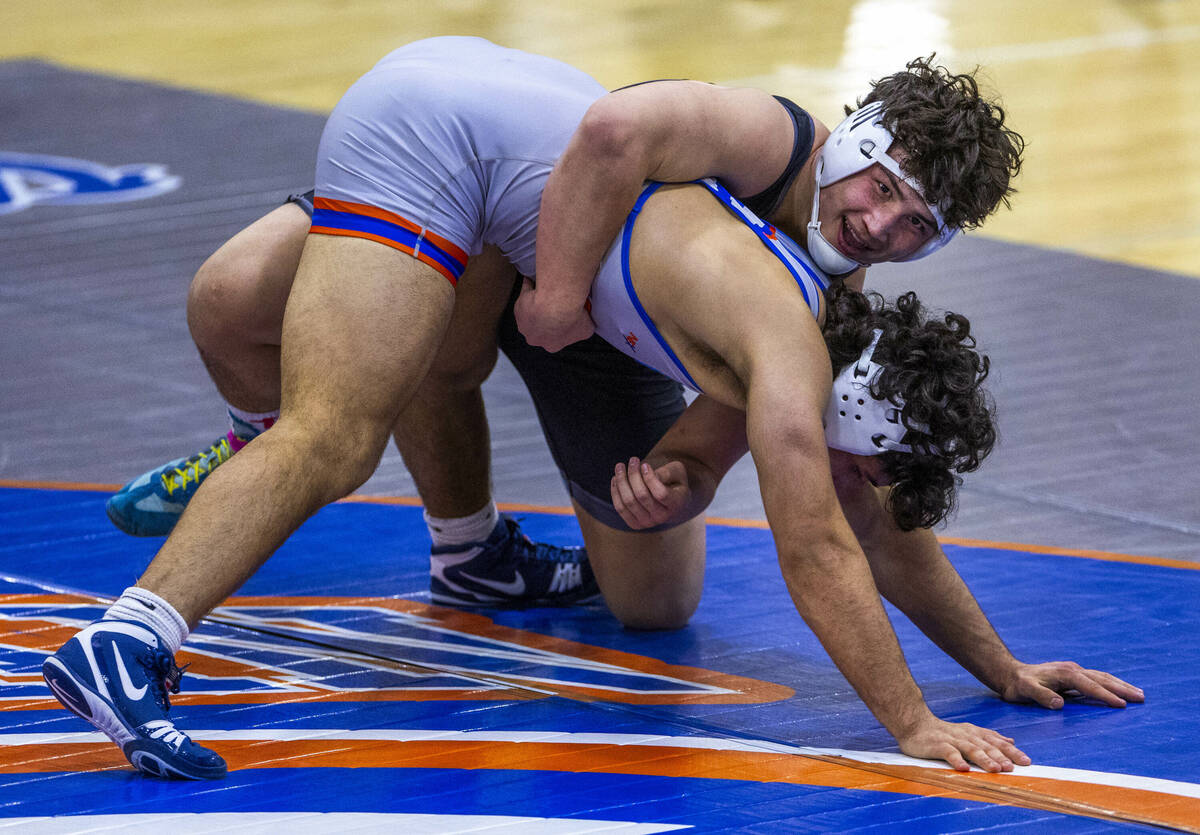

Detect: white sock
[424,501,500,548]
[227,405,279,441]
[103,587,189,655]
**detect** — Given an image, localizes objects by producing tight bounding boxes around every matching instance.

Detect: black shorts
[288,190,686,529]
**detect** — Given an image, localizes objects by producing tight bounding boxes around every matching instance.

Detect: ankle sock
[425,501,500,548]
[227,405,279,445]
[103,586,189,655]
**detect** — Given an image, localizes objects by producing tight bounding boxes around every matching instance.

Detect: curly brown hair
[823,284,996,530]
[850,56,1025,231]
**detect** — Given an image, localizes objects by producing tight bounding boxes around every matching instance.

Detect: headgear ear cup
[822,329,931,456]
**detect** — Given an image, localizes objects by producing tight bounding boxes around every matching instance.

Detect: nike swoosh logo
[112,643,148,701]
[458,570,525,596]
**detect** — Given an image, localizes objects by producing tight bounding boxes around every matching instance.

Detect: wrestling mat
[2,487,1198,832]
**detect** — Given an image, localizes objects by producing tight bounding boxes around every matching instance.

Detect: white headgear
[823,329,928,456]
[807,102,957,275]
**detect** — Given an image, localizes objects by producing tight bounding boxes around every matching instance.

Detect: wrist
[536,281,589,310]
[978,654,1023,695]
[884,701,937,740]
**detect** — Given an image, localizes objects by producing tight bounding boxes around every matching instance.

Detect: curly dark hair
[850,55,1025,231]
[823,283,996,530]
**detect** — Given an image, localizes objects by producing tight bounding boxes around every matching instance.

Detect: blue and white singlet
[588,178,830,393]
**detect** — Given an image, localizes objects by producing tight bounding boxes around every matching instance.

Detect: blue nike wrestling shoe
[106,433,238,536]
[430,516,601,608]
[42,620,226,780]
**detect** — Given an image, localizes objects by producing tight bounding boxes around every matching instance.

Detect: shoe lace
[504,516,587,565]
[161,437,232,496]
[142,648,190,712]
[141,719,191,750]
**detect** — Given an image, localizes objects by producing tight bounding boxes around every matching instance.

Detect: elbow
[575,96,652,168]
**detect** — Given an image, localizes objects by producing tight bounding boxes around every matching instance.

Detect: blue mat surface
[2,486,1196,832]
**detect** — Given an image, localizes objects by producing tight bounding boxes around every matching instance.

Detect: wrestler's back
[589,181,829,403]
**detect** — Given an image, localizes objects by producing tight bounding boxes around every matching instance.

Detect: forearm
[534,115,651,312]
[752,424,934,736]
[849,487,1019,692]
[882,530,1019,693]
[648,396,749,517]
[774,519,935,738]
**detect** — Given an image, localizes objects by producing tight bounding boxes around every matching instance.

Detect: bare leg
[392,246,517,518]
[574,501,707,630]
[186,202,309,411]
[188,210,511,520]
[139,235,455,626]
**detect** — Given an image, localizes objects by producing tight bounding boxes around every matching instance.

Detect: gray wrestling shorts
[288,191,687,530]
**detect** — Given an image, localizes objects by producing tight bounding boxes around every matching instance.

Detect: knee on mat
[608,589,700,632]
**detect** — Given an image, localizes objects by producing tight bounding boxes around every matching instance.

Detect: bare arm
[519,82,796,351]
[837,475,1145,708]
[611,395,750,529]
[621,183,1026,770]
[722,316,1024,770]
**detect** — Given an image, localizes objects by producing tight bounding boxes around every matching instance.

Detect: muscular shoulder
[629,184,828,406]
[588,82,799,196]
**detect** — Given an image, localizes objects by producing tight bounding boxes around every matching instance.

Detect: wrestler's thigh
[574,501,707,631]
[425,245,517,386]
[280,235,456,437]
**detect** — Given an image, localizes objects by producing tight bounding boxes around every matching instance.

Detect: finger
[959,742,1003,773]
[626,458,669,516]
[1062,672,1129,708]
[940,745,971,773]
[1087,669,1145,703]
[612,464,652,528]
[996,738,1031,767]
[963,726,1030,771]
[619,464,657,528]
[610,471,637,528]
[983,744,1015,772]
[641,462,674,504]
[1024,682,1066,710]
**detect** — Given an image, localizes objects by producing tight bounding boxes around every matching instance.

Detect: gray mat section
[2,61,1197,560]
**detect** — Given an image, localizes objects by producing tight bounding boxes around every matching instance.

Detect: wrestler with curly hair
[822,284,996,531]
[71,42,1133,785]
[603,181,1140,773]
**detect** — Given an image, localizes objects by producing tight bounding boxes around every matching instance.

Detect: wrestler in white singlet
[310,36,604,284]
[588,178,830,392]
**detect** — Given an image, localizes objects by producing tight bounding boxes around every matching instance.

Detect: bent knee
[605,586,701,631]
[273,417,389,502]
[187,245,293,350]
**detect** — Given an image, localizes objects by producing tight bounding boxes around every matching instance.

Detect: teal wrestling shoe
[42,620,227,780]
[106,433,238,536]
[430,516,601,608]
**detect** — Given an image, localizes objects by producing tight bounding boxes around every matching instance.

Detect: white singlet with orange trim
[588,178,830,393]
[309,37,604,285]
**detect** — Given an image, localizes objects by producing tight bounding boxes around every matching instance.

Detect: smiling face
[816,150,938,265]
